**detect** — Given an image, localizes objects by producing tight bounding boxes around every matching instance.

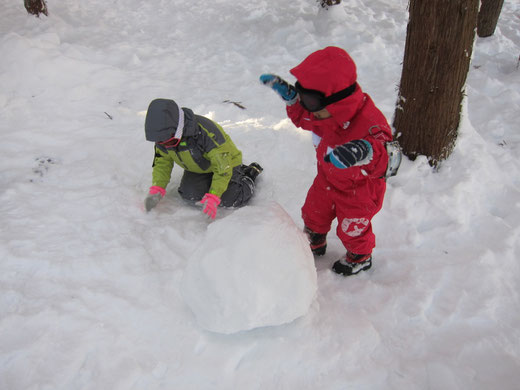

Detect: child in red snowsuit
[261,46,392,276]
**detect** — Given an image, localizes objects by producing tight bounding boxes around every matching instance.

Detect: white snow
[1,0,520,389]
[182,202,317,334]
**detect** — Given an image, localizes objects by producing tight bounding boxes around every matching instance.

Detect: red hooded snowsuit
[287,47,392,255]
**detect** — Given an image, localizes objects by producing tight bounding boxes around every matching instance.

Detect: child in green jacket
[144,98,262,219]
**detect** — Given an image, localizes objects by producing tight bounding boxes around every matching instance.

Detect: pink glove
[149,186,166,196]
[200,193,221,219]
[145,186,166,212]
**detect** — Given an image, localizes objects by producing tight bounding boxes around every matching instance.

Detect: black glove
[324,140,373,169]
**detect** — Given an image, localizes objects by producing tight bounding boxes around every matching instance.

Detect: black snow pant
[177,165,255,208]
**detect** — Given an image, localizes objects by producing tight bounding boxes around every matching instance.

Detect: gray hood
[145,98,188,142]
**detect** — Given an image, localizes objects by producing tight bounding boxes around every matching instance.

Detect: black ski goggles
[294,81,358,112]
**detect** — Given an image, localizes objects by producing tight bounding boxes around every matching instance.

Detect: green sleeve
[151,146,174,189]
[206,145,237,197]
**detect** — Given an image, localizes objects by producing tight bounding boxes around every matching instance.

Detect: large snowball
[181,202,318,334]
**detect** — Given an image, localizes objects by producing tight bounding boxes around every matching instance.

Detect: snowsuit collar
[179,107,198,137]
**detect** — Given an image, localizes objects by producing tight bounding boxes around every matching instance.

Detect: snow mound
[181,202,318,334]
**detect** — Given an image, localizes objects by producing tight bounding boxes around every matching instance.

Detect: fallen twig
[223,100,246,110]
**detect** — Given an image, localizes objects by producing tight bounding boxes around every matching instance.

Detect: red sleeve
[286,103,323,136]
[360,120,392,178]
[361,136,388,179]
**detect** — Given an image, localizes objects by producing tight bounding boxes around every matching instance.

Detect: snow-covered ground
[1,0,519,389]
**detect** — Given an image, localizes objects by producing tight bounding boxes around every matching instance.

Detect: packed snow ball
[181,202,318,334]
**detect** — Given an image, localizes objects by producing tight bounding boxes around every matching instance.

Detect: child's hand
[259,74,297,104]
[324,140,373,169]
[200,193,221,219]
[144,186,165,211]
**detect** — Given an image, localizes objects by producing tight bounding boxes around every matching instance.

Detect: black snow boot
[243,162,263,181]
[332,252,372,276]
[303,226,327,256]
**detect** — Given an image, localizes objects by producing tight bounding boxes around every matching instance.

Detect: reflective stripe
[174,106,184,139]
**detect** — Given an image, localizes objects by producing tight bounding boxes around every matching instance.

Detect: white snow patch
[181,202,317,334]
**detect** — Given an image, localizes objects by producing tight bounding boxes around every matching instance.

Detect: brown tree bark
[392,0,479,166]
[477,0,504,37]
[24,0,48,17]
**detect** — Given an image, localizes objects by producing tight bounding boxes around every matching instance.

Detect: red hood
[290,46,364,125]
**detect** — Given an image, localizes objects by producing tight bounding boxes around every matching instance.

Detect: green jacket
[151,108,242,197]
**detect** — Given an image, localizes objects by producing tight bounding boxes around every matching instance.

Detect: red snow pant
[301,173,386,255]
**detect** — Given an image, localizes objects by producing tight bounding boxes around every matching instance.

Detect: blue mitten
[325,140,373,169]
[259,74,297,105]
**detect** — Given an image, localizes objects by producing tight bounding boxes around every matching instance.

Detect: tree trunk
[392,0,479,166]
[24,0,48,17]
[477,0,504,37]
